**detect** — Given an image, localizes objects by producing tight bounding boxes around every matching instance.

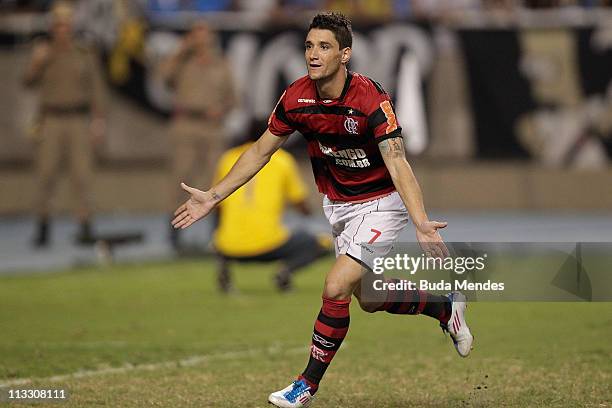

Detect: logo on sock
[310,344,328,362]
[312,334,335,349]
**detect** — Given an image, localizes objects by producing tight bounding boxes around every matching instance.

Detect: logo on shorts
[358,243,375,254]
[344,117,359,135]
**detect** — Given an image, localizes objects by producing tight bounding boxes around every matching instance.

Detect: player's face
[305,29,347,81]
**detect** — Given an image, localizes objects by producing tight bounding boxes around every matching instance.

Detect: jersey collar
[315,71,353,104]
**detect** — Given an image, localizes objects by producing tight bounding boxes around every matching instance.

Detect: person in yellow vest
[24,1,108,247]
[212,138,330,292]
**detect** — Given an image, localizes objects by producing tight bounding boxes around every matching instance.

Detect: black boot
[217,257,233,293]
[274,267,292,292]
[76,220,95,245]
[33,217,50,248]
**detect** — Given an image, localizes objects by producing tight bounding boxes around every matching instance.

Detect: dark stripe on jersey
[367,77,386,94]
[329,174,394,197]
[311,157,394,196]
[339,71,354,101]
[367,107,387,130]
[376,127,403,143]
[288,105,366,117]
[274,101,293,127]
[303,132,369,148]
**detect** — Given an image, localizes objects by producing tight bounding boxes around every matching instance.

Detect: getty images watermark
[370,252,506,292]
[360,242,612,301]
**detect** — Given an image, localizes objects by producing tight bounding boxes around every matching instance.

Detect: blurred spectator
[279,0,321,12]
[392,0,412,18]
[148,0,233,12]
[3,0,54,11]
[481,0,515,10]
[521,0,585,7]
[23,0,108,247]
[324,0,394,20]
[233,0,279,13]
[212,135,331,293]
[159,21,235,250]
[523,0,562,7]
[412,0,483,21]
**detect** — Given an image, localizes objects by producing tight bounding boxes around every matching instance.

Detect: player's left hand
[171,183,217,229]
[416,220,449,259]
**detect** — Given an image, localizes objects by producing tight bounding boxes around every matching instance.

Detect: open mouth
[309,63,322,69]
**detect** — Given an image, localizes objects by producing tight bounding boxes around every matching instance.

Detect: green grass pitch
[0,257,610,407]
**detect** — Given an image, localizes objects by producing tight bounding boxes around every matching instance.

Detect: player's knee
[323,281,351,301]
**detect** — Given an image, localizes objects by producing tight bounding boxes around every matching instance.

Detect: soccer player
[172,12,473,407]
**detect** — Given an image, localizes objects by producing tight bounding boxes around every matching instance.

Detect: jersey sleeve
[366,87,403,142]
[267,90,295,137]
[283,153,307,204]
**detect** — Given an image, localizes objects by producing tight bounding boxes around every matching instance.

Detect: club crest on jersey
[344,117,359,135]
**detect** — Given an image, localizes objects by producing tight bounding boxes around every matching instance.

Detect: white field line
[0,343,315,387]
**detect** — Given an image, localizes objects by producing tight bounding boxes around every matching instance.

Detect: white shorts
[322,191,410,270]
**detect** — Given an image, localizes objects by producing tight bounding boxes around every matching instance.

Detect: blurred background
[1,0,611,273]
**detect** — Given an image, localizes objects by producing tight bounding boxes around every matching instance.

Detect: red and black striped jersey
[268,72,402,202]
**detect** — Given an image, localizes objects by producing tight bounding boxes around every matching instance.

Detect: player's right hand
[171,183,217,229]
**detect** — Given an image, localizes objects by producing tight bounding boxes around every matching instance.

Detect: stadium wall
[1,160,612,214]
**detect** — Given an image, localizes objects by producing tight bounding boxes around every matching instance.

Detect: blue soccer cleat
[268,379,315,407]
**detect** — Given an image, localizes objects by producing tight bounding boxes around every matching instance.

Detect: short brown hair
[308,12,353,49]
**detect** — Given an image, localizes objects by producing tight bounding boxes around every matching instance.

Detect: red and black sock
[376,278,451,324]
[300,296,350,395]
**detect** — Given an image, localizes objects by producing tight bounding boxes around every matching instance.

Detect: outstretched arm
[378,136,449,258]
[172,129,288,229]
